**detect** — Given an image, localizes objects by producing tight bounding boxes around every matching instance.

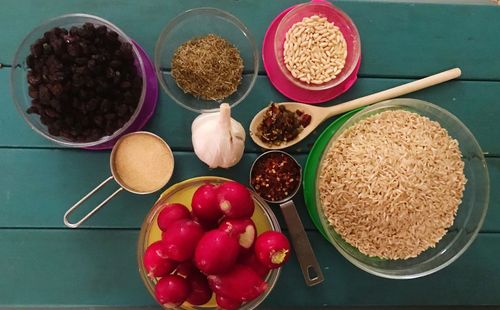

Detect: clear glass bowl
[10,13,146,147]
[154,8,259,113]
[274,1,361,91]
[137,176,281,309]
[315,99,489,279]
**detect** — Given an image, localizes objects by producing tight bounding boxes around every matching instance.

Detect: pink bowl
[274,0,361,91]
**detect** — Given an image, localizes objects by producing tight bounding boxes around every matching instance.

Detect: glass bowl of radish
[137,176,289,309]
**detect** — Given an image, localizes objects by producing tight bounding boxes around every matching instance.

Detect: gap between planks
[3,65,500,83]
[0,146,499,158]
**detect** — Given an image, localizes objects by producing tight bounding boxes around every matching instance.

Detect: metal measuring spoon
[250,150,324,286]
[63,131,174,228]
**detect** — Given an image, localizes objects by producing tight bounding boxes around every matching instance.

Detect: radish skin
[239,253,270,279]
[255,231,291,269]
[216,294,242,310]
[217,181,254,219]
[192,183,223,228]
[162,219,204,262]
[175,261,197,278]
[186,271,212,305]
[219,218,257,252]
[143,241,178,279]
[194,229,239,275]
[157,203,191,231]
[154,275,190,307]
[208,264,268,302]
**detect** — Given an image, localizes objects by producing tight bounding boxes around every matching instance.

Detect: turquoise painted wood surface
[2,0,500,80]
[3,70,500,154]
[1,230,500,307]
[1,149,500,232]
[1,0,499,308]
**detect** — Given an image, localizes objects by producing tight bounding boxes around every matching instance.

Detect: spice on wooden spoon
[249,68,462,150]
[256,103,311,146]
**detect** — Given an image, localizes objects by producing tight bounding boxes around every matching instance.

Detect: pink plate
[262,3,361,104]
[86,41,159,150]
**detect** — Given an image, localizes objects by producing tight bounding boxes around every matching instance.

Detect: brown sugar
[112,132,174,193]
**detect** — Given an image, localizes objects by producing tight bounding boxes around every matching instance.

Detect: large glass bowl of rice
[315,98,489,279]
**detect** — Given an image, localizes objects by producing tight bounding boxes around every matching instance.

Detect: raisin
[67,43,81,57]
[24,24,142,142]
[28,86,39,99]
[27,106,39,114]
[30,43,43,58]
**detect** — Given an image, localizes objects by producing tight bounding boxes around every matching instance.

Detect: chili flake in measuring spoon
[256,103,311,146]
[249,150,324,286]
[250,151,301,202]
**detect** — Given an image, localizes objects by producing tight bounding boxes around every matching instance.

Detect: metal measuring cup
[63,131,174,228]
[250,150,324,286]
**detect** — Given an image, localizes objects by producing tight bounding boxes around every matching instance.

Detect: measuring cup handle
[280,200,324,286]
[63,176,124,228]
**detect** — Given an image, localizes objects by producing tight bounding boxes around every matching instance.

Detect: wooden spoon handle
[325,68,462,118]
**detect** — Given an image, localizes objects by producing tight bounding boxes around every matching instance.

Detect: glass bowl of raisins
[11,14,147,147]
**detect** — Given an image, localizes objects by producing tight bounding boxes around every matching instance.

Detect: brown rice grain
[318,110,466,260]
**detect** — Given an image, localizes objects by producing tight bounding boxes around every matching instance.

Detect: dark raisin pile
[26,23,142,143]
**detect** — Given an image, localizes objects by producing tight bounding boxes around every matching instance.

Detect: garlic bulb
[192,103,245,168]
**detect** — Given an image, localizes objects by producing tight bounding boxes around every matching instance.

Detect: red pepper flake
[257,103,311,146]
[251,152,301,202]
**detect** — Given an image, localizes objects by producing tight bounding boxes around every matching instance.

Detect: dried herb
[251,152,301,202]
[256,103,311,146]
[171,34,243,100]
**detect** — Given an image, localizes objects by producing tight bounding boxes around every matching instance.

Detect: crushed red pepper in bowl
[250,151,301,202]
[256,103,311,146]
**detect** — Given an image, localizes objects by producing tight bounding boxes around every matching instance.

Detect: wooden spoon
[250,68,462,149]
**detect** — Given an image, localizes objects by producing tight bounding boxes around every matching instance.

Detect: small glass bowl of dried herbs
[155,8,259,113]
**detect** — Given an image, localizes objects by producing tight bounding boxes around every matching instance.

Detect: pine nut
[283,14,347,85]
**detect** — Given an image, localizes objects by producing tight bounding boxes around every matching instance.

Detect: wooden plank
[0,149,498,232]
[0,149,290,229]
[269,231,500,307]
[0,229,499,307]
[0,229,152,306]
[3,68,500,154]
[2,1,500,80]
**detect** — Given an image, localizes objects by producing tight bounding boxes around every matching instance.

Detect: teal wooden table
[1,0,500,308]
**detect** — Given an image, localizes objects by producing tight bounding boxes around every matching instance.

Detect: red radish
[154,275,190,307]
[239,253,270,278]
[208,264,268,302]
[217,181,254,219]
[219,218,257,255]
[216,294,242,310]
[143,241,178,279]
[192,183,223,228]
[162,219,204,262]
[186,271,212,305]
[157,203,191,231]
[194,229,239,275]
[175,261,197,278]
[255,231,291,269]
